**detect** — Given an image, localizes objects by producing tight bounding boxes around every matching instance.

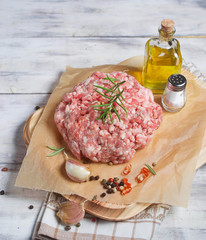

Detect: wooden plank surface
[1,0,206,37]
[154,165,206,240]
[0,0,206,239]
[0,38,205,93]
[0,163,46,240]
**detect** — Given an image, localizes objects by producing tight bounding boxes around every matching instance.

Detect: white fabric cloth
[32,193,169,240]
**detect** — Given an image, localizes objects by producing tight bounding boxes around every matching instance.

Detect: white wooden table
[0,0,206,239]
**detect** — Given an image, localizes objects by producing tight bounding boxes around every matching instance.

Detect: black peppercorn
[34,106,40,110]
[95,175,99,180]
[111,183,116,188]
[28,205,34,209]
[0,190,5,195]
[113,177,119,182]
[76,222,81,227]
[89,176,95,181]
[100,192,106,198]
[119,182,124,186]
[101,179,107,185]
[65,226,71,231]
[107,189,114,194]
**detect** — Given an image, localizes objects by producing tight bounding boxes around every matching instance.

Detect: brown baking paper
[16,57,206,207]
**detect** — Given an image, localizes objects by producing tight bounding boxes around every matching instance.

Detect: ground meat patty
[54,71,162,164]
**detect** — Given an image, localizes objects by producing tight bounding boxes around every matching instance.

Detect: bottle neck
[158,27,176,42]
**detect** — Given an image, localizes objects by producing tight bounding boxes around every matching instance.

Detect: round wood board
[23,104,206,220]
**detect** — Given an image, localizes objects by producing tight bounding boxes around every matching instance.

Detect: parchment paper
[15,59,206,207]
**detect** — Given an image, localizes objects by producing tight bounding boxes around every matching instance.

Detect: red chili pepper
[1,167,8,172]
[124,182,131,188]
[135,166,150,183]
[122,178,128,184]
[122,187,132,195]
[141,167,150,177]
[136,174,145,183]
[122,163,132,175]
[119,178,133,195]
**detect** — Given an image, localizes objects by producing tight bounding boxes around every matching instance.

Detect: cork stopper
[161,19,175,34]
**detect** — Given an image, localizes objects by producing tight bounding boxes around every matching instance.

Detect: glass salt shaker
[161,74,187,112]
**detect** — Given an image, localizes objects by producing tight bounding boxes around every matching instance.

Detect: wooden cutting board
[23,103,206,221]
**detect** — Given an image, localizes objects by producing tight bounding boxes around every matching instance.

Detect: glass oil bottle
[142,19,182,93]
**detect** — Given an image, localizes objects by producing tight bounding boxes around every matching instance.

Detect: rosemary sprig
[118,87,125,101]
[94,89,112,99]
[47,145,65,157]
[109,112,113,123]
[145,164,157,175]
[112,105,121,122]
[94,108,106,111]
[92,103,110,108]
[116,100,128,117]
[103,75,117,84]
[93,85,114,92]
[92,75,128,123]
[47,145,62,151]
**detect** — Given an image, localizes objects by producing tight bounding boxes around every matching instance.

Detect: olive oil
[142,19,182,93]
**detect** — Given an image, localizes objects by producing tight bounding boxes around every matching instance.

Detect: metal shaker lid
[167,74,187,91]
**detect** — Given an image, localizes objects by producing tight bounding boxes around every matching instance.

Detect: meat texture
[54,71,162,164]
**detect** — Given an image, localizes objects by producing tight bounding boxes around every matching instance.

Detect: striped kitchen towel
[32,193,169,240]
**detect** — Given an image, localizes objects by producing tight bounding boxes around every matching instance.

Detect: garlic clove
[65,159,91,182]
[56,201,85,225]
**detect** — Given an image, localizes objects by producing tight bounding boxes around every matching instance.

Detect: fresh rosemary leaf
[91,103,110,108]
[112,106,121,122]
[103,110,109,124]
[116,100,128,117]
[94,89,112,99]
[105,85,116,94]
[47,147,65,157]
[112,81,126,93]
[47,145,63,151]
[94,108,105,111]
[103,75,119,82]
[118,80,126,85]
[104,75,116,85]
[109,77,119,81]
[96,111,107,120]
[118,87,125,101]
[118,95,125,107]
[145,164,157,175]
[113,89,124,103]
[93,85,114,92]
[109,111,113,123]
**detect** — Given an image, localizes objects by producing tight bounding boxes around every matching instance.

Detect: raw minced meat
[54,71,162,164]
